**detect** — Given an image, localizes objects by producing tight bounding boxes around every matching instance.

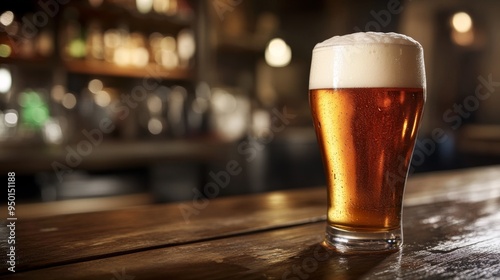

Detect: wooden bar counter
[1,166,500,279]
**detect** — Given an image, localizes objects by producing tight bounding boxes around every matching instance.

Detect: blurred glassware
[145,90,166,136]
[210,87,250,142]
[62,15,86,59]
[251,108,271,139]
[265,38,292,67]
[186,82,210,136]
[0,67,12,93]
[177,28,195,68]
[86,20,104,60]
[0,109,18,141]
[136,0,154,14]
[129,32,149,67]
[167,85,187,137]
[104,28,122,63]
[0,11,14,27]
[42,117,64,145]
[112,25,131,66]
[18,89,50,129]
[36,28,54,58]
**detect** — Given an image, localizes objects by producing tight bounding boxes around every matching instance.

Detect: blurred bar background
[1,0,499,216]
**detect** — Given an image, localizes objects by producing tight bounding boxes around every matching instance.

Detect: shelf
[458,124,500,156]
[0,56,55,67]
[64,59,193,80]
[217,35,267,54]
[0,138,231,174]
[71,0,194,27]
[1,58,193,80]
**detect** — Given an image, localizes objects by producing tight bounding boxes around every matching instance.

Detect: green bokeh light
[0,44,11,58]
[20,90,50,128]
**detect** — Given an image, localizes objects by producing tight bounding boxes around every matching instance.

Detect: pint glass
[309,32,426,253]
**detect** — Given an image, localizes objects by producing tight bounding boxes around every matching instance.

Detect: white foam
[309,32,426,89]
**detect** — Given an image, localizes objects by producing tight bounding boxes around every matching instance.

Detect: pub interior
[1,0,500,217]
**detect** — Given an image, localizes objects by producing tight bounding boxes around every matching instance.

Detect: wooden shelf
[71,0,194,27]
[0,56,54,66]
[63,59,193,80]
[0,138,231,174]
[217,35,266,54]
[458,124,500,156]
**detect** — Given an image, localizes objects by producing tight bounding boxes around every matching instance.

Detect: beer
[310,88,424,230]
[309,32,426,253]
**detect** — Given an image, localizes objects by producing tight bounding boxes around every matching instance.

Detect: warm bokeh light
[252,109,271,138]
[265,38,292,67]
[210,88,249,141]
[148,117,163,134]
[161,36,176,51]
[451,12,472,33]
[0,11,14,27]
[265,192,288,207]
[192,97,208,114]
[51,85,65,102]
[0,68,12,93]
[37,30,54,57]
[104,29,121,49]
[88,79,104,94]
[450,12,475,46]
[114,47,130,66]
[161,50,179,69]
[177,29,195,62]
[94,90,111,107]
[147,95,162,114]
[62,93,77,109]
[211,88,236,113]
[136,0,154,14]
[131,47,149,67]
[153,0,169,14]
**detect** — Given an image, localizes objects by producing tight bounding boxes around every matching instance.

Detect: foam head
[309,32,425,89]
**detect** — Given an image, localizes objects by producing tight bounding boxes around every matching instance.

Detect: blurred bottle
[186,82,210,136]
[167,85,187,138]
[210,87,250,142]
[176,28,195,69]
[61,9,86,59]
[86,20,104,60]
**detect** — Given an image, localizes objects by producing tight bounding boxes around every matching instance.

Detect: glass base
[322,225,402,254]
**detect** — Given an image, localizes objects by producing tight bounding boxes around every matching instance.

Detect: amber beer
[309,33,426,253]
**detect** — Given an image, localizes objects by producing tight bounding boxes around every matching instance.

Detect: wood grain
[2,187,327,272]
[3,196,499,279]
[1,165,500,278]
